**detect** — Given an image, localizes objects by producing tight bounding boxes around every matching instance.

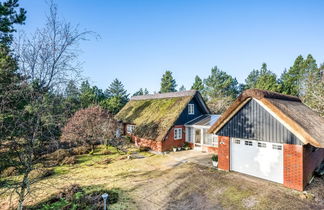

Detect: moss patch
[115,96,193,140]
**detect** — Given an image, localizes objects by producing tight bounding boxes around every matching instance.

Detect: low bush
[60,156,77,166]
[97,158,112,165]
[71,146,92,155]
[29,184,119,210]
[1,166,18,177]
[139,146,150,152]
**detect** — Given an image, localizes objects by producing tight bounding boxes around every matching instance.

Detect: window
[188,104,194,115]
[272,144,282,150]
[126,125,135,134]
[174,128,182,140]
[245,141,253,146]
[234,139,240,144]
[258,142,267,148]
[212,135,218,146]
[186,127,193,143]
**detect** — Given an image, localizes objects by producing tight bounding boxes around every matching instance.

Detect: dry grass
[1,148,323,210]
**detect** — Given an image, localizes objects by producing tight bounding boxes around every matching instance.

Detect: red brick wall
[131,135,163,152]
[283,144,304,191]
[128,125,186,152]
[162,125,186,151]
[202,146,218,153]
[303,145,324,187]
[218,136,230,171]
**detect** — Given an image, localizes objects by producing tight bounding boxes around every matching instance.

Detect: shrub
[71,146,92,155]
[139,146,150,152]
[97,158,112,165]
[1,166,18,177]
[60,156,77,165]
[28,185,119,209]
[45,149,72,163]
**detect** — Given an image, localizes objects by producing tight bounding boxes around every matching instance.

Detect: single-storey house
[208,89,324,191]
[115,90,219,153]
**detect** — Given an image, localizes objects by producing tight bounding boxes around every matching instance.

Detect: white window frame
[127,125,135,134]
[174,128,183,140]
[188,104,194,115]
[212,135,218,147]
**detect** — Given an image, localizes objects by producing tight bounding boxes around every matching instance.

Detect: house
[115,90,218,153]
[208,89,324,191]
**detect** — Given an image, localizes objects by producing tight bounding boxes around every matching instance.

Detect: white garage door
[230,138,283,184]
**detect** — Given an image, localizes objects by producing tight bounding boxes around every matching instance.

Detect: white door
[230,138,283,184]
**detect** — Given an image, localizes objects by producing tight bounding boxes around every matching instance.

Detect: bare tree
[15,1,93,91]
[1,2,92,209]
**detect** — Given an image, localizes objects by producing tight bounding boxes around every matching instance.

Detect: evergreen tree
[244,69,260,89]
[203,66,239,99]
[244,63,280,92]
[160,70,177,93]
[179,85,186,91]
[280,55,305,96]
[101,79,129,114]
[280,54,318,96]
[79,80,97,108]
[191,75,204,91]
[0,0,26,45]
[133,88,149,96]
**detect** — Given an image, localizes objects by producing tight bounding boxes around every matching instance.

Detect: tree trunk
[17,171,30,210]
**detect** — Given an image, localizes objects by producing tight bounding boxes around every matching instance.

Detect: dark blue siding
[216,99,302,145]
[174,97,207,125]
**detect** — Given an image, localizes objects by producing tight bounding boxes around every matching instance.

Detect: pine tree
[191,75,204,91]
[101,79,129,114]
[133,88,149,96]
[280,54,318,96]
[245,63,280,92]
[179,85,186,91]
[280,55,305,96]
[204,66,239,99]
[160,70,177,93]
[0,0,26,45]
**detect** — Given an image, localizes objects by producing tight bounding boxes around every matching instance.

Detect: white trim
[188,104,195,115]
[174,128,182,140]
[126,125,135,134]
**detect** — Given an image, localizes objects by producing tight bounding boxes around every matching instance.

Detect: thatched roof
[208,89,324,148]
[116,90,206,141]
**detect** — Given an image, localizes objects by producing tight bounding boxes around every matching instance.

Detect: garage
[230,138,283,183]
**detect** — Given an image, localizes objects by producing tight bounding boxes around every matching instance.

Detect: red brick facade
[283,144,324,191]
[128,125,186,152]
[283,144,304,191]
[217,136,230,171]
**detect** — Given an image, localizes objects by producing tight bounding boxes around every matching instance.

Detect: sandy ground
[1,150,323,209]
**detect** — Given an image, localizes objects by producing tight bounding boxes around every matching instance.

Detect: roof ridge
[242,89,301,102]
[131,90,197,101]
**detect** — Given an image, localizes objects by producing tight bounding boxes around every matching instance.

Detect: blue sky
[18,0,324,94]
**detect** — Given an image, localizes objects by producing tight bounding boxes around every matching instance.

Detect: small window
[234,139,240,144]
[174,128,182,140]
[127,125,135,134]
[188,104,194,115]
[258,142,267,148]
[272,144,282,150]
[212,135,218,146]
[245,141,253,146]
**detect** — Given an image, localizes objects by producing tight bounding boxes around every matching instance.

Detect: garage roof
[208,89,324,148]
